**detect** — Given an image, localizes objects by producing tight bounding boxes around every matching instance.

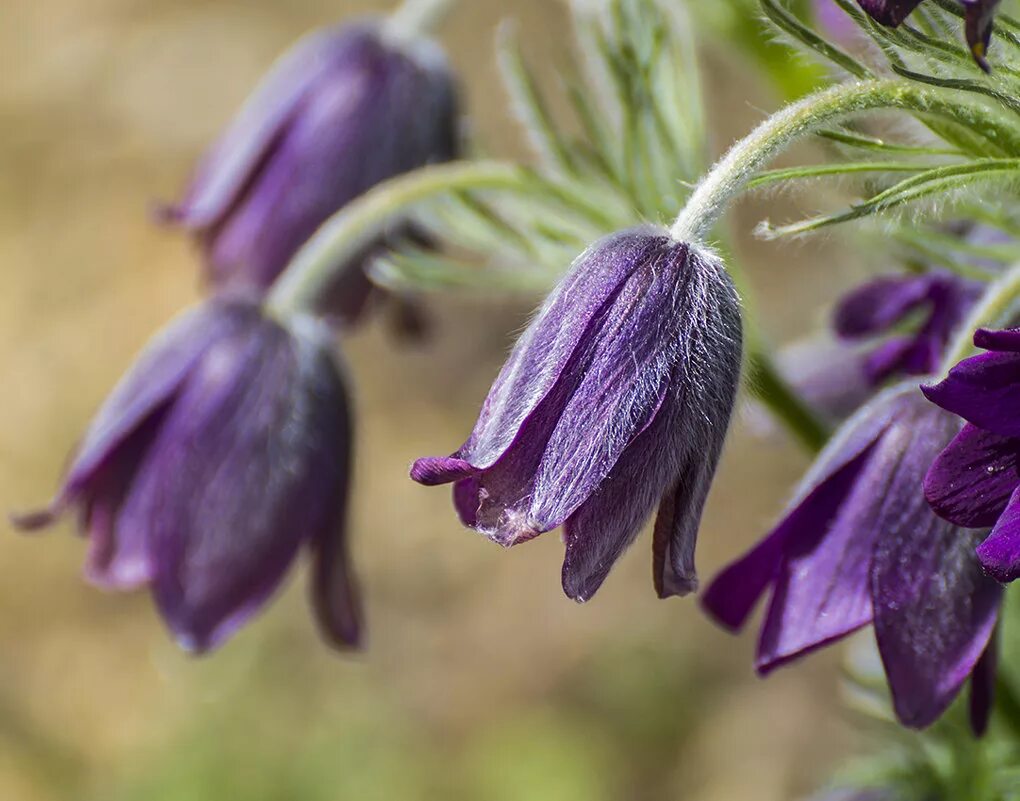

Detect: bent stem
[670,79,1020,243]
[384,0,457,41]
[939,262,1020,373]
[266,161,525,317]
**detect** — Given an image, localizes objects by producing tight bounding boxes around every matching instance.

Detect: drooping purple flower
[833,271,981,386]
[411,227,743,601]
[923,327,1020,584]
[13,297,359,653]
[159,21,459,326]
[851,0,1003,70]
[702,385,1001,730]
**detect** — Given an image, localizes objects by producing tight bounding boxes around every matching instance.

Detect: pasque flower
[14,297,360,653]
[702,385,1001,730]
[852,0,1003,70]
[924,328,1020,584]
[160,20,459,325]
[833,271,981,386]
[411,227,743,601]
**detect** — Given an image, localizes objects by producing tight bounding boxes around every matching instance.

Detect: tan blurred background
[0,1,870,799]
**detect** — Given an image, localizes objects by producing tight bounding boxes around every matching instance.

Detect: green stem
[746,350,830,454]
[670,79,1020,242]
[939,262,1020,374]
[266,161,524,317]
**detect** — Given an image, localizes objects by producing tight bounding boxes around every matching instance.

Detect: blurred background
[1,0,874,798]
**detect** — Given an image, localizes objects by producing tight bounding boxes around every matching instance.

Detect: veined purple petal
[124,313,345,653]
[834,275,932,339]
[529,239,728,529]
[974,327,1020,352]
[754,387,926,672]
[455,229,665,474]
[700,441,876,631]
[873,513,1001,729]
[922,349,1020,437]
[976,485,1020,582]
[297,321,360,650]
[923,424,1020,527]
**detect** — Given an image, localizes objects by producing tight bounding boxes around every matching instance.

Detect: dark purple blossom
[833,271,981,386]
[702,385,1001,730]
[411,227,743,601]
[13,297,359,653]
[923,328,1020,584]
[159,21,459,327]
[851,0,1003,71]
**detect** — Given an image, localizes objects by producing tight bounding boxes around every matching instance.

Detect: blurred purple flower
[159,21,459,327]
[13,297,359,653]
[411,227,743,601]
[851,0,1003,70]
[923,328,1020,583]
[702,385,1001,730]
[833,271,981,386]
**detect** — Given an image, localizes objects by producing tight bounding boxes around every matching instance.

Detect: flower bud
[412,226,743,601]
[160,21,459,325]
[14,298,359,653]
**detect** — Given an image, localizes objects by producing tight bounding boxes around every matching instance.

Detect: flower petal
[455,228,666,473]
[700,440,875,631]
[923,424,1020,528]
[134,316,344,652]
[922,349,1020,437]
[969,632,998,737]
[872,517,1001,729]
[833,275,932,339]
[963,0,1003,72]
[976,485,1020,582]
[160,27,360,231]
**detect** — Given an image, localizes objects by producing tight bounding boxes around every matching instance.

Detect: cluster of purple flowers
[17,18,459,652]
[13,0,1019,744]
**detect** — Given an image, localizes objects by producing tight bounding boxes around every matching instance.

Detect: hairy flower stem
[266,161,524,317]
[671,79,1020,242]
[384,0,457,41]
[939,262,1020,373]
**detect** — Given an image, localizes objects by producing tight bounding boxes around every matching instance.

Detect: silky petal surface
[125,311,346,652]
[166,26,362,230]
[923,424,1020,527]
[456,229,666,474]
[922,349,1020,437]
[976,485,1020,582]
[700,442,875,631]
[873,517,1001,729]
[62,302,247,500]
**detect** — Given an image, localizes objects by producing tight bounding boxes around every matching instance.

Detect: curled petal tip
[409,456,473,486]
[9,505,60,533]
